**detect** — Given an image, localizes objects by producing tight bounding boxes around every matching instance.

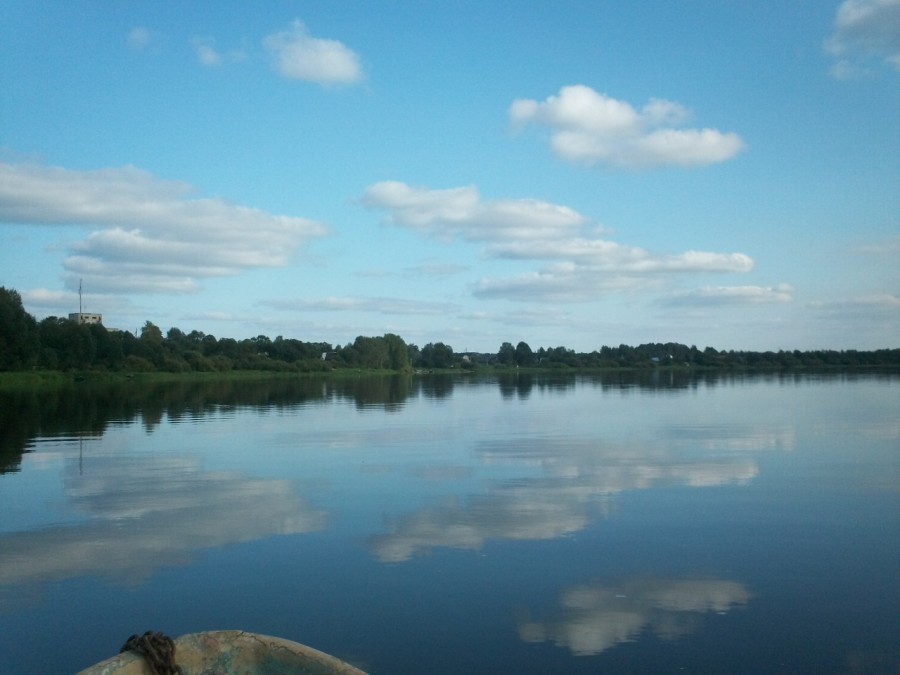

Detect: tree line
[1,286,898,373]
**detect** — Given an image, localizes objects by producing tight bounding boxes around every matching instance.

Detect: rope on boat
[119,631,182,675]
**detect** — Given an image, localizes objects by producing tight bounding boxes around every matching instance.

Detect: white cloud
[489,238,753,273]
[826,0,900,77]
[191,37,246,67]
[20,287,134,321]
[667,284,794,306]
[127,27,151,51]
[0,161,326,294]
[510,85,745,168]
[362,181,587,242]
[265,296,458,316]
[263,19,362,84]
[473,263,657,302]
[20,288,75,307]
[364,181,754,304]
[460,306,574,327]
[188,310,237,322]
[193,38,222,66]
[473,255,756,304]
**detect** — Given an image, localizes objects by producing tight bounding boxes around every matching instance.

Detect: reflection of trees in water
[341,375,410,411]
[416,374,455,400]
[0,376,412,472]
[492,369,773,399]
[2,370,885,474]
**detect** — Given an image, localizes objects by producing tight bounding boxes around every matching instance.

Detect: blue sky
[1,1,898,352]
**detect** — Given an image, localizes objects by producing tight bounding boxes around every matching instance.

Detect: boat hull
[77,630,366,675]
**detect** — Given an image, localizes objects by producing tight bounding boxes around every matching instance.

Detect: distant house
[69,312,102,325]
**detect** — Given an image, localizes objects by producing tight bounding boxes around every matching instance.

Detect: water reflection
[4,370,884,474]
[520,577,751,656]
[369,435,763,562]
[369,486,603,563]
[0,376,415,473]
[0,374,896,673]
[0,454,326,597]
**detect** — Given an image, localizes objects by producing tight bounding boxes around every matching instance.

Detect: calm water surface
[0,372,898,674]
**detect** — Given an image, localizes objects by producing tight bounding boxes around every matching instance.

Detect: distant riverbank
[2,361,898,392]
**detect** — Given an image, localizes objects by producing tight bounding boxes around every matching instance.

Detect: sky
[1,1,898,353]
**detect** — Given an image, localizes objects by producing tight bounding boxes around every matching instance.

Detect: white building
[69,312,103,325]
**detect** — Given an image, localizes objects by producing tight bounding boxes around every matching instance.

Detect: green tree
[38,317,96,370]
[0,287,39,370]
[200,334,219,356]
[165,327,189,350]
[383,333,411,371]
[141,321,164,344]
[515,341,534,366]
[497,342,515,366]
[134,321,164,368]
[418,342,454,368]
[352,336,390,369]
[89,323,123,369]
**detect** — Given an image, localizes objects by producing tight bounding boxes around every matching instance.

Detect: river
[0,371,897,673]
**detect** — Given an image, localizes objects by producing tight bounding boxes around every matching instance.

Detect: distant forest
[2,287,898,373]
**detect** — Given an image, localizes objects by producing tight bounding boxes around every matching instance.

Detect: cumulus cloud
[510,85,745,168]
[362,181,588,242]
[826,0,900,77]
[489,238,754,273]
[474,244,755,300]
[127,27,151,50]
[0,161,326,294]
[364,180,754,304]
[520,577,751,656]
[263,19,362,84]
[20,288,77,308]
[473,264,656,302]
[667,284,794,306]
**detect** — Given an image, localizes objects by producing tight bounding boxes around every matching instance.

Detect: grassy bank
[0,368,405,391]
[2,362,897,392]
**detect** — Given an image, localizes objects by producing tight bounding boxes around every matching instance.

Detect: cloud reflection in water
[520,578,752,656]
[0,456,327,592]
[369,434,765,562]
